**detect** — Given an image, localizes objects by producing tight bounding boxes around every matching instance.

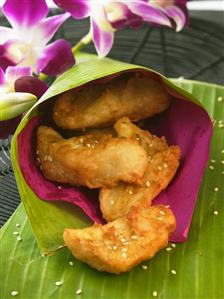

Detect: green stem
[72,31,92,54]
[38,73,48,81]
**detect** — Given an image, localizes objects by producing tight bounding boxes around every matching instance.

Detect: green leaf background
[1,59,224,298]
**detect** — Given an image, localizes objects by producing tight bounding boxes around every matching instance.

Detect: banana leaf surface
[1,56,223,298]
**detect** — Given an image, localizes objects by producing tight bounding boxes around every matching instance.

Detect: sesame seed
[160,211,166,215]
[55,281,63,286]
[165,205,170,208]
[110,200,114,205]
[157,217,163,221]
[128,190,133,195]
[76,288,82,295]
[171,243,176,248]
[11,291,18,296]
[171,269,177,275]
[210,159,216,163]
[86,143,91,148]
[122,247,128,252]
[36,150,39,155]
[37,157,40,163]
[213,211,218,215]
[58,245,64,249]
[141,265,148,270]
[48,156,53,162]
[217,96,223,102]
[136,137,140,141]
[69,261,74,266]
[120,237,127,243]
[91,145,95,149]
[123,241,129,245]
[166,247,172,252]
[131,235,138,240]
[214,187,219,192]
[44,155,48,161]
[17,236,22,241]
[58,186,62,190]
[122,252,127,258]
[94,140,99,144]
[79,138,84,143]
[16,224,20,227]
[145,181,151,187]
[113,245,117,250]
[13,231,19,235]
[209,165,214,170]
[158,166,162,170]
[163,163,168,168]
[152,291,158,297]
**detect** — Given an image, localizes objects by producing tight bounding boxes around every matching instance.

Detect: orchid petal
[53,0,90,19]
[0,91,37,121]
[111,9,143,30]
[0,67,5,85]
[15,76,48,99]
[0,41,18,71]
[0,26,16,43]
[91,18,114,58]
[0,40,26,66]
[36,39,75,76]
[5,66,32,87]
[165,5,187,31]
[2,0,48,28]
[0,57,15,72]
[37,12,71,44]
[127,1,171,27]
[90,3,115,33]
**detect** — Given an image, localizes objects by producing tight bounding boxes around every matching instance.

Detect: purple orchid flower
[0,66,48,138]
[0,0,75,75]
[53,0,173,57]
[149,0,188,32]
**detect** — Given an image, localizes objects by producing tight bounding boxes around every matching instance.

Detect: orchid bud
[0,92,37,121]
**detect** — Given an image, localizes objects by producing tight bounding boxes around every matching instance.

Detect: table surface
[1,11,224,227]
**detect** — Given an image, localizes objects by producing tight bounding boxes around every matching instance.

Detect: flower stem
[72,31,92,54]
[38,73,48,81]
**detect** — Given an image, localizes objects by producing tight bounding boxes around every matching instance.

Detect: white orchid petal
[5,66,32,87]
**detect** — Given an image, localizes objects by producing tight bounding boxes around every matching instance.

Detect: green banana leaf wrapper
[11,53,213,256]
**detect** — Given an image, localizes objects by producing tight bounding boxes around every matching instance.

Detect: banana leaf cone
[10,53,213,255]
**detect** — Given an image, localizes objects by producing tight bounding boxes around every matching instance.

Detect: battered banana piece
[99,117,181,221]
[63,204,176,274]
[53,75,171,130]
[36,126,148,189]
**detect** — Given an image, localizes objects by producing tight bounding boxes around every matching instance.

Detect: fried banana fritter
[53,75,171,130]
[99,117,181,221]
[36,126,148,189]
[64,204,176,274]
